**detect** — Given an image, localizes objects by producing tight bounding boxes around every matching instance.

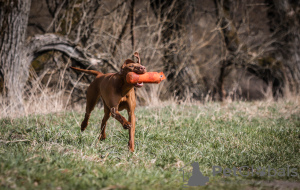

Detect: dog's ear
[120,59,134,73]
[120,63,126,73]
[134,52,140,64]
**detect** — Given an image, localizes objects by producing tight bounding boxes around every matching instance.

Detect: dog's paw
[81,121,88,131]
[128,142,134,152]
[99,134,106,141]
[123,122,131,129]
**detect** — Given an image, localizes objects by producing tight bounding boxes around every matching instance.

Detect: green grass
[0,101,299,189]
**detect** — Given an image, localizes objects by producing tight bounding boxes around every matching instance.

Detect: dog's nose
[139,66,146,72]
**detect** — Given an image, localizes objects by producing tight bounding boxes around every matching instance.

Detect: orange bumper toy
[126,72,166,84]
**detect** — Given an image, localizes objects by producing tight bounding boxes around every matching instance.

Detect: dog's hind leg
[81,86,99,131]
[98,104,110,140]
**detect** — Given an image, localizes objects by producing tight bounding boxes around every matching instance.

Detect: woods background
[1,0,300,117]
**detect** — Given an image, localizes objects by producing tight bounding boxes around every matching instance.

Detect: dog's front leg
[110,107,131,129]
[127,110,136,152]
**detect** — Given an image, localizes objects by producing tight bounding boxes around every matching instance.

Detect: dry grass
[0,97,299,189]
[1,73,299,119]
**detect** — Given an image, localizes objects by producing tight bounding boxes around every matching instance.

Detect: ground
[0,100,299,189]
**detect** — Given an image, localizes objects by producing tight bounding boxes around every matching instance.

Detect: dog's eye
[129,65,134,68]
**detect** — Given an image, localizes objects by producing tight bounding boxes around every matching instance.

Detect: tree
[266,0,300,94]
[213,0,238,101]
[213,0,288,101]
[0,0,32,110]
[0,0,106,112]
[150,0,194,98]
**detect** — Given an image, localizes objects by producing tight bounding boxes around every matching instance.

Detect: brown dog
[70,52,146,152]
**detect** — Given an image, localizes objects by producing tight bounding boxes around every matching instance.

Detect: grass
[0,100,299,189]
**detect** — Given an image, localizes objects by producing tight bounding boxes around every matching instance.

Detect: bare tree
[266,0,300,94]
[0,0,32,110]
[111,0,136,56]
[150,0,196,99]
[213,0,238,101]
[213,0,290,101]
[0,0,106,112]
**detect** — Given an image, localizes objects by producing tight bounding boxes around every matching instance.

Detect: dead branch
[26,34,110,70]
[46,0,66,32]
[102,0,127,16]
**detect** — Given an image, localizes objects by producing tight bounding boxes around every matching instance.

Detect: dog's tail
[70,67,102,76]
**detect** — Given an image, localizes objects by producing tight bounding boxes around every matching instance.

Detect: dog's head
[120,52,146,88]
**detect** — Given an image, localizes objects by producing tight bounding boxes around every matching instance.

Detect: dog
[70,52,146,152]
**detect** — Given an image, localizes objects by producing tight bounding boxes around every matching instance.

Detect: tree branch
[26,34,116,71]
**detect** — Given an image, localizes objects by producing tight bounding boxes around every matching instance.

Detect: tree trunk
[0,0,109,112]
[266,0,300,94]
[0,0,31,110]
[213,0,238,101]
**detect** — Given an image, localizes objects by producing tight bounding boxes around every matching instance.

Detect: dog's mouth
[134,70,146,74]
[134,82,144,88]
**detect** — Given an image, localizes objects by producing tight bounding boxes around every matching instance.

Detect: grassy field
[0,100,299,189]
